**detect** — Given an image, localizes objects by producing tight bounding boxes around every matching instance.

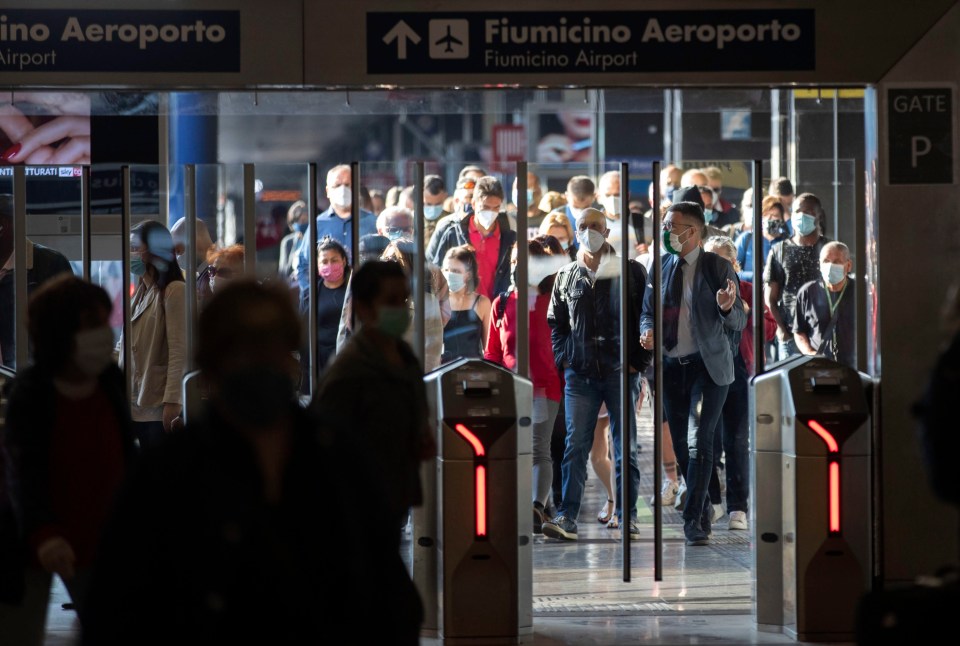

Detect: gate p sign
[888,88,954,185]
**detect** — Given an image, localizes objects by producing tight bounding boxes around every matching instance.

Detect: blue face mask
[703,208,717,223]
[792,212,817,236]
[424,204,444,221]
[294,221,309,234]
[130,255,147,276]
[462,203,474,216]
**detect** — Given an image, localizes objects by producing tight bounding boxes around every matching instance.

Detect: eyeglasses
[662,221,695,232]
[210,266,236,278]
[385,227,414,236]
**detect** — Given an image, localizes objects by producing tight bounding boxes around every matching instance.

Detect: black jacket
[429,212,517,298]
[548,250,652,379]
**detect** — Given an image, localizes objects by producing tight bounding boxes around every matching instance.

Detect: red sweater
[484,291,562,402]
[30,388,126,568]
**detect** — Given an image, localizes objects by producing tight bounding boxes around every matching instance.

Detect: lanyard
[825,280,847,317]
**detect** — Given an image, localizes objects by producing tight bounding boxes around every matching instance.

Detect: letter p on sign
[911,136,932,168]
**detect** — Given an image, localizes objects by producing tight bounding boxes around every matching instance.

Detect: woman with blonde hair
[538,210,576,259]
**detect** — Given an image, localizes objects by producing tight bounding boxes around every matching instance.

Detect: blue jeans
[662,355,729,523]
[559,369,641,522]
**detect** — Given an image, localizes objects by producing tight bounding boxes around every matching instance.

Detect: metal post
[350,162,361,334]
[619,162,631,581]
[770,89,782,180]
[832,93,840,239]
[662,90,673,164]
[121,167,133,403]
[80,166,92,281]
[242,163,256,276]
[413,162,426,366]
[752,160,765,377]
[788,90,799,190]
[671,90,683,163]
[184,164,197,373]
[13,167,27,370]
[651,161,664,583]
[350,162,361,269]
[516,162,529,378]
[854,158,867,374]
[307,163,319,395]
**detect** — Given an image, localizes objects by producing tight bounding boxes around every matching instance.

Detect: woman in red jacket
[485,235,569,533]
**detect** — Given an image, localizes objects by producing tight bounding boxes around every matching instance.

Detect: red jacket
[484,290,562,402]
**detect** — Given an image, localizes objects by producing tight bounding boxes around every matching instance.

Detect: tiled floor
[43,402,849,645]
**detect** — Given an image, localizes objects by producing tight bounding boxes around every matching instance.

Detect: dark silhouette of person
[81,281,382,645]
[313,261,434,644]
[1,275,134,643]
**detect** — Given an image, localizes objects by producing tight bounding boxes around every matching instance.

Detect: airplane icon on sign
[435,25,462,53]
[428,19,468,59]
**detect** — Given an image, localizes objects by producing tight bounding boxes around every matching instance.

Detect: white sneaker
[728,511,748,531]
[651,479,679,506]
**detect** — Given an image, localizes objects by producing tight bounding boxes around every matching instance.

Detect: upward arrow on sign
[383,20,420,60]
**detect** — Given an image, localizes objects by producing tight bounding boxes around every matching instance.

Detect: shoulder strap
[495,289,512,323]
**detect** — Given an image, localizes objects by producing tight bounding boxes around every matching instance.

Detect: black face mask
[765,219,787,238]
[220,366,294,429]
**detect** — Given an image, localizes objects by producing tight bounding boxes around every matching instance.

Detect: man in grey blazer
[641,201,746,546]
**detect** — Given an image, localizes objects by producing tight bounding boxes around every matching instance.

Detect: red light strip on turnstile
[476,465,487,537]
[454,424,486,456]
[829,462,841,533]
[454,424,488,539]
[806,420,839,453]
[807,420,841,535]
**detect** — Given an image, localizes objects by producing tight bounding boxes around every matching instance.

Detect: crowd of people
[0,158,859,639]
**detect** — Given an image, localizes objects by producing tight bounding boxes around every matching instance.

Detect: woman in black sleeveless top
[440,245,490,363]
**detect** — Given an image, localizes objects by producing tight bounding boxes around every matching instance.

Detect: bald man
[171,216,216,308]
[543,208,651,542]
[793,241,856,368]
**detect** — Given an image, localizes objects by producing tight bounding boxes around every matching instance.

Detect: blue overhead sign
[367,10,815,75]
[0,9,240,73]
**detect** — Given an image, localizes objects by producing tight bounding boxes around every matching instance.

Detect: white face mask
[821,262,846,286]
[443,270,466,293]
[330,184,352,209]
[577,228,606,254]
[569,206,584,221]
[601,195,620,218]
[475,209,498,229]
[73,326,115,377]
